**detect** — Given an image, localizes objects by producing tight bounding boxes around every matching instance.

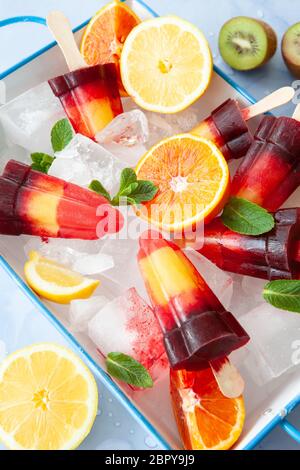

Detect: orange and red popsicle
[192,99,253,161]
[0,160,123,239]
[196,208,300,281]
[138,231,249,370]
[48,63,123,140]
[231,115,300,211]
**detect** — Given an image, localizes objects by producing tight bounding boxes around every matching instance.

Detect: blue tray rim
[0,0,299,450]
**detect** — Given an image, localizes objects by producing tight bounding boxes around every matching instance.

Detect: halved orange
[170,368,245,450]
[80,0,140,94]
[135,134,230,232]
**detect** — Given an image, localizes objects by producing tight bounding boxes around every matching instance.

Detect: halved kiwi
[282,22,300,78]
[218,16,277,71]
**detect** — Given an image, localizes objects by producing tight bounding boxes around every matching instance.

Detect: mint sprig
[51,118,74,153]
[263,280,300,313]
[90,168,158,206]
[106,352,153,388]
[31,118,74,174]
[30,153,55,174]
[221,197,275,236]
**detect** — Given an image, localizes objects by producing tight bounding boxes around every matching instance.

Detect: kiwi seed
[218,16,277,71]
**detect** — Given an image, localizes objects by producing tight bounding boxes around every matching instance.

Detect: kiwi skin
[282,23,300,78]
[219,17,277,71]
[258,19,278,66]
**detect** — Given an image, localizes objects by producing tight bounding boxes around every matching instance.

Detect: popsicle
[137,231,250,370]
[47,11,123,139]
[0,160,123,239]
[231,104,300,211]
[196,208,300,280]
[192,87,295,161]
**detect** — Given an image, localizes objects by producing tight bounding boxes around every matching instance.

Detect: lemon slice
[120,16,213,113]
[0,343,98,450]
[24,251,100,304]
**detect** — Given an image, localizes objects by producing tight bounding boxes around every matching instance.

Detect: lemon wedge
[24,251,100,304]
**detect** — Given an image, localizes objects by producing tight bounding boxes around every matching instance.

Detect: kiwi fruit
[218,16,277,71]
[282,22,300,78]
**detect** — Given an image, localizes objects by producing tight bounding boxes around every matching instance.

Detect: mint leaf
[106,352,153,388]
[30,153,55,174]
[51,118,73,152]
[119,181,139,197]
[221,197,274,235]
[90,169,158,207]
[129,180,158,204]
[89,180,111,201]
[263,280,300,313]
[112,182,139,205]
[119,168,137,193]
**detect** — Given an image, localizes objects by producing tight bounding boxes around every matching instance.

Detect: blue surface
[0,0,300,451]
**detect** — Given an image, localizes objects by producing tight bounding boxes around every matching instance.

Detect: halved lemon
[80,0,140,94]
[135,134,230,231]
[24,251,100,304]
[120,16,213,113]
[0,343,98,450]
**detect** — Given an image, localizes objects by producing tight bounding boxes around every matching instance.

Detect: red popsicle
[49,64,123,140]
[137,230,249,370]
[0,160,123,239]
[231,113,300,211]
[191,87,294,161]
[196,208,300,280]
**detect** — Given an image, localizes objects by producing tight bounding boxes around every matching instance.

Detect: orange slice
[80,0,140,94]
[170,368,245,450]
[135,134,230,232]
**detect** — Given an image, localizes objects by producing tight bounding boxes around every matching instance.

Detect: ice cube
[49,158,92,186]
[88,287,167,379]
[52,134,124,191]
[73,253,114,275]
[95,110,149,146]
[69,296,109,332]
[185,250,233,310]
[0,143,30,171]
[102,143,147,167]
[239,303,300,384]
[23,237,104,268]
[122,97,200,148]
[95,110,148,167]
[0,82,65,154]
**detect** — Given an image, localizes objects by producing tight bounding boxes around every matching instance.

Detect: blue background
[0,0,300,450]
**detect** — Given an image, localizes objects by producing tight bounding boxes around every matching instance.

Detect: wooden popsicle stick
[47,11,87,72]
[242,86,295,120]
[293,103,300,121]
[209,357,244,398]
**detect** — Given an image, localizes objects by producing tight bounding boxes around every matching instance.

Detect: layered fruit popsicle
[192,99,253,161]
[48,64,123,140]
[197,208,300,280]
[0,160,123,239]
[231,115,300,211]
[138,231,249,370]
